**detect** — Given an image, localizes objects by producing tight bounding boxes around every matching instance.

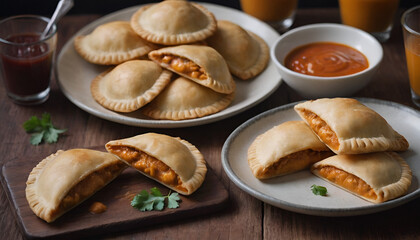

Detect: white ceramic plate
[222,98,420,216]
[56,3,281,128]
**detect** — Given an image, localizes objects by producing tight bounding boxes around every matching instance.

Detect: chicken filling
[54,162,125,218]
[300,110,339,151]
[109,146,187,192]
[259,149,333,179]
[317,166,377,200]
[159,54,207,80]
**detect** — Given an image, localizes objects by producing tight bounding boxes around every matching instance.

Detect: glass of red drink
[0,15,57,105]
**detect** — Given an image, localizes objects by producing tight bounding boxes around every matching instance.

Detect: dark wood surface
[1,152,228,239]
[1,7,419,240]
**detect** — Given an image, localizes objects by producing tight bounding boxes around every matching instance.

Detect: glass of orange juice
[339,0,400,42]
[402,5,420,108]
[240,0,298,32]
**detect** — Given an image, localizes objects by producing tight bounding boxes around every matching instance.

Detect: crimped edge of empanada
[25,149,126,223]
[229,31,270,80]
[141,88,234,120]
[26,150,63,223]
[337,134,409,155]
[90,67,172,113]
[74,35,156,65]
[130,3,217,45]
[311,152,412,203]
[170,137,207,195]
[248,134,270,178]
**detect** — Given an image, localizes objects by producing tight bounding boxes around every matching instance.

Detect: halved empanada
[74,21,156,65]
[248,121,334,179]
[130,0,216,45]
[206,20,269,80]
[148,45,235,94]
[311,152,412,203]
[26,149,127,223]
[91,60,172,112]
[294,98,409,154]
[142,77,234,120]
[105,133,207,195]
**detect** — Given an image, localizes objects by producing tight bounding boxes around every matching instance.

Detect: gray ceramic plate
[222,98,420,216]
[56,3,281,128]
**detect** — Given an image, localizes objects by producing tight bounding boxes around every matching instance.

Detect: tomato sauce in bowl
[284,42,369,77]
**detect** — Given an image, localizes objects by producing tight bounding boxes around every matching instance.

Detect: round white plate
[222,98,420,216]
[56,3,281,128]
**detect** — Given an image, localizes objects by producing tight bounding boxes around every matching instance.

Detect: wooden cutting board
[0,151,229,239]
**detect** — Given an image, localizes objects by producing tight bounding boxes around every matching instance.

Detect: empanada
[294,98,409,154]
[148,45,235,94]
[142,77,234,120]
[90,60,172,112]
[26,149,127,223]
[248,121,334,179]
[105,133,207,195]
[206,20,269,80]
[311,152,412,203]
[74,21,156,65]
[130,0,216,45]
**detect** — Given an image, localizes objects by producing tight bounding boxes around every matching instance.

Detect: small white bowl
[270,23,383,98]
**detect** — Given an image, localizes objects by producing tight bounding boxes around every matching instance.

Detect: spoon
[41,0,74,38]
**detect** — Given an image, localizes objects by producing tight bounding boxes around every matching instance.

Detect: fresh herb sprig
[23,113,67,145]
[131,187,180,211]
[311,184,328,196]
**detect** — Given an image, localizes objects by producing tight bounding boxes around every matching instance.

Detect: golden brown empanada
[294,98,409,154]
[311,152,412,203]
[148,45,235,94]
[90,60,172,112]
[142,76,234,120]
[105,133,207,195]
[74,21,156,65]
[248,121,334,179]
[130,0,216,45]
[206,20,269,80]
[26,149,127,223]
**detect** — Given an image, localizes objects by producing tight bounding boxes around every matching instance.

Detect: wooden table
[1,7,419,240]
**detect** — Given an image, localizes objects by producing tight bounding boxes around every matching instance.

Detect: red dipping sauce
[284,42,369,77]
[1,33,53,96]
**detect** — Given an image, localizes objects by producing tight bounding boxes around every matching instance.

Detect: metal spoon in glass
[41,0,74,38]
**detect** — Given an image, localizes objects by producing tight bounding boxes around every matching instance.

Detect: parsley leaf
[23,116,42,132]
[30,131,45,145]
[311,184,328,196]
[153,197,165,211]
[23,113,66,145]
[141,197,156,211]
[131,190,149,209]
[167,192,180,209]
[44,127,67,143]
[131,187,181,211]
[150,187,163,197]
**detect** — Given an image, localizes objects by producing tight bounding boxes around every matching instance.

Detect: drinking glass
[240,0,298,33]
[339,0,400,42]
[402,5,420,108]
[0,15,57,105]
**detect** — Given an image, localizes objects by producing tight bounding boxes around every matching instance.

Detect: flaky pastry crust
[130,1,216,45]
[294,98,409,154]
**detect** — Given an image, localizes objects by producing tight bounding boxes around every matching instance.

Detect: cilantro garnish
[311,184,328,196]
[131,187,180,211]
[23,113,67,145]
